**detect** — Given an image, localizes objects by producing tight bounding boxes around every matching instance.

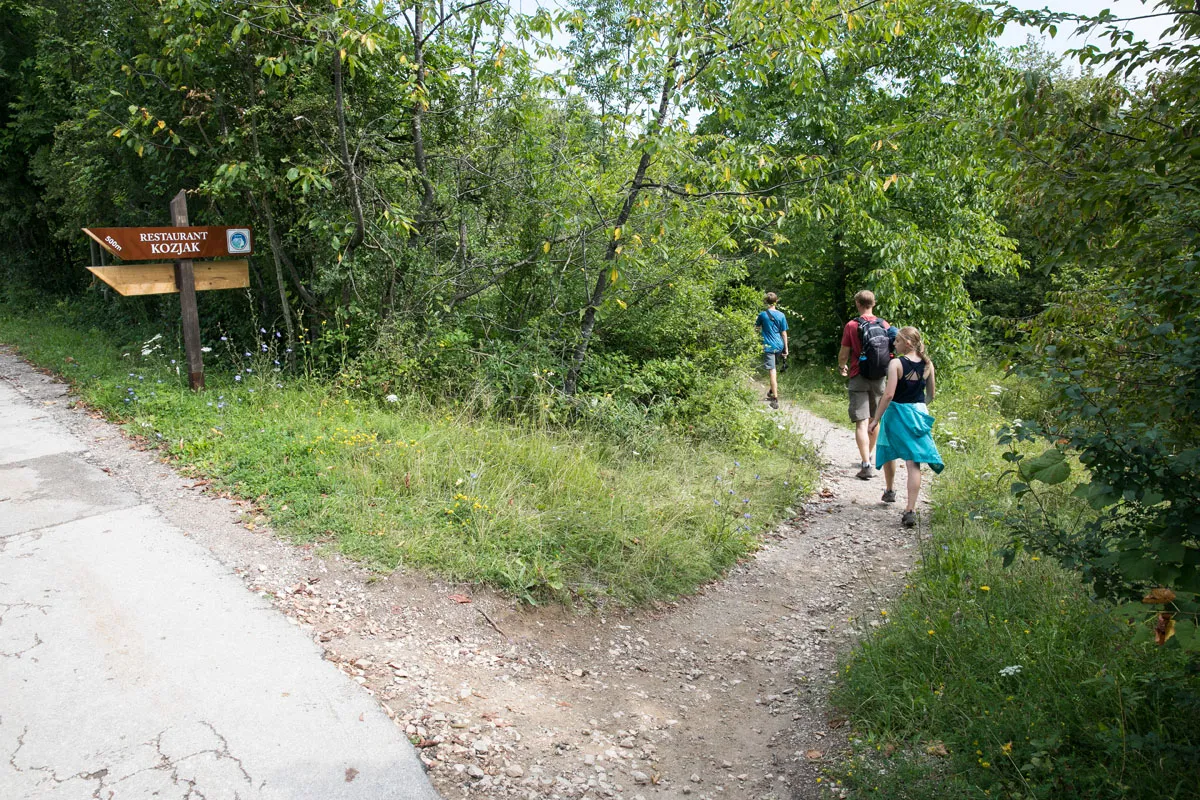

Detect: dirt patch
[1,349,923,800]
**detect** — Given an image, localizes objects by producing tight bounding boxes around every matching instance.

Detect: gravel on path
[1,349,923,800]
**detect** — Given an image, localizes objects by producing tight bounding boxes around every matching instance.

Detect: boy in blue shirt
[755,292,789,409]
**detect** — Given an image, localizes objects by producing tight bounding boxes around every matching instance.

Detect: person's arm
[838,321,853,376]
[782,330,789,357]
[926,361,936,403]
[868,359,903,434]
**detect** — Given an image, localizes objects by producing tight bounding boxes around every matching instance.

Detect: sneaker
[769,397,779,409]
[855,464,873,480]
[901,510,917,528]
[882,489,896,503]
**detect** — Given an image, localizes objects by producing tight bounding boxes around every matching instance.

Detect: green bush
[821,368,1200,800]
[0,305,819,606]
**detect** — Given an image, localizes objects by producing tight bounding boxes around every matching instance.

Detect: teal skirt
[876,402,944,473]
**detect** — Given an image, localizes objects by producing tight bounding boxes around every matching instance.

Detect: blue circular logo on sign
[230,232,248,250]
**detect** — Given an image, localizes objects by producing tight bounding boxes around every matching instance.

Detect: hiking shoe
[769,397,779,409]
[901,510,917,528]
[882,489,897,504]
[855,464,873,480]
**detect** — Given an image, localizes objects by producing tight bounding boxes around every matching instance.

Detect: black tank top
[893,357,926,404]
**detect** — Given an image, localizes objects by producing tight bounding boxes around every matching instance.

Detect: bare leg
[905,460,922,512]
[768,368,779,399]
[854,419,871,464]
[868,422,879,460]
[883,459,896,491]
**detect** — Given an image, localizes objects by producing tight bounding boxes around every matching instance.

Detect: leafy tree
[706,0,1020,363]
[994,0,1200,646]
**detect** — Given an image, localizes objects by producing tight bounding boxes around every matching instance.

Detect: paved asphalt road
[0,363,441,799]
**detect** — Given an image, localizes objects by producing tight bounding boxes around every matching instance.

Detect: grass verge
[0,306,818,606]
[820,368,1199,799]
[779,362,851,428]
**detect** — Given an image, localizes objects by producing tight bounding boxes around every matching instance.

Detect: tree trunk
[333,49,365,256]
[411,0,437,238]
[261,194,297,364]
[563,69,676,396]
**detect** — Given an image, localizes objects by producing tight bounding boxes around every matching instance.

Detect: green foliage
[825,368,1200,800]
[0,0,1030,412]
[991,2,1200,628]
[0,303,818,606]
[707,0,1020,364]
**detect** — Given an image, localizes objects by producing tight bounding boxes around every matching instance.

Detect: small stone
[467,765,485,779]
[690,773,701,783]
[631,771,649,784]
[473,738,490,754]
[505,765,524,778]
[721,760,733,769]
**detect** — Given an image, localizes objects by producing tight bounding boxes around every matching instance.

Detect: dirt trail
[1,351,923,800]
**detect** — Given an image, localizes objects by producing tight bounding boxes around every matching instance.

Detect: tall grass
[784,364,1199,799]
[0,306,818,605]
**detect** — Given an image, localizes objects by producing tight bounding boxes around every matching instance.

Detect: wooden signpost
[83,190,254,391]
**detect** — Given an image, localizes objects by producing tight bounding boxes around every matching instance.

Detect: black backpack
[857,317,892,379]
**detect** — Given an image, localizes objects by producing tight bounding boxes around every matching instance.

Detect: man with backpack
[756,292,789,409]
[838,290,891,480]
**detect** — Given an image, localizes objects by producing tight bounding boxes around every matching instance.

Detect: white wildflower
[999,664,1022,677]
[385,394,399,403]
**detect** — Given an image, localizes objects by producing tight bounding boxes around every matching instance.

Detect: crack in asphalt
[0,601,49,659]
[5,721,255,799]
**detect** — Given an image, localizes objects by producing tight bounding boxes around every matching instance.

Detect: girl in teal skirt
[868,326,943,528]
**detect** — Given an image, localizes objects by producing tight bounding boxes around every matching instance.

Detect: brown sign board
[87,261,250,297]
[83,226,254,261]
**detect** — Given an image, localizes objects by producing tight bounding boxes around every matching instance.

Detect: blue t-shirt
[756,309,788,353]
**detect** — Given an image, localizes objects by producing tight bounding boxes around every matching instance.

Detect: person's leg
[854,419,871,463]
[768,367,779,400]
[848,377,872,476]
[881,459,896,502]
[905,460,922,511]
[866,379,884,460]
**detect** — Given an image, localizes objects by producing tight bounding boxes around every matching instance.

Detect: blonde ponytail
[898,326,930,364]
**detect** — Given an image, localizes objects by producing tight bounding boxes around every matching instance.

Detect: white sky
[506,0,1178,81]
[509,1,1177,59]
[992,0,1173,55]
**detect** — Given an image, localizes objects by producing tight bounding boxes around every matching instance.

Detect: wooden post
[169,190,205,391]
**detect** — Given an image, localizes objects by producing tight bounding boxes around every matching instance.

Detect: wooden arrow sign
[83,225,254,260]
[84,191,255,390]
[87,261,250,297]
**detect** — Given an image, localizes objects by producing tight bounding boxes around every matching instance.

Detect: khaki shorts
[848,374,886,423]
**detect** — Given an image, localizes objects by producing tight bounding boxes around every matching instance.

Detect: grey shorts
[848,374,886,422]
[762,351,782,371]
